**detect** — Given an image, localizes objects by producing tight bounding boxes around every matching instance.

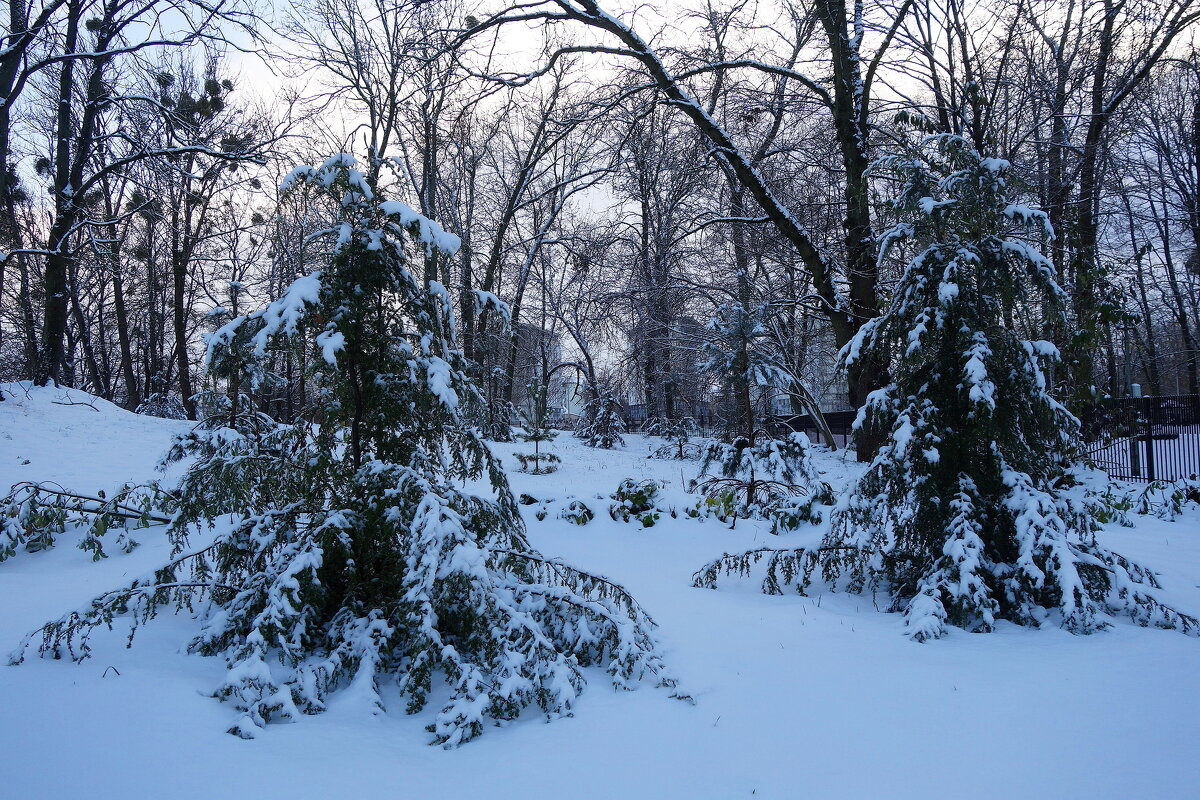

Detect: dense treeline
[1,0,1198,450]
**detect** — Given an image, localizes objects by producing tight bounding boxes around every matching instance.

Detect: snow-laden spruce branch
[693,546,859,596]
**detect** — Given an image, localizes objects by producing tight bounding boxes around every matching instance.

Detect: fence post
[1128,401,1142,479]
[1145,403,1156,482]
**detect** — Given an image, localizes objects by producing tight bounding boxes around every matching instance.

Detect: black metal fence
[769,396,1200,484]
[625,401,723,432]
[770,409,858,448]
[1080,395,1200,482]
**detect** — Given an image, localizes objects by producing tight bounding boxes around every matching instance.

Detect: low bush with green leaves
[609,479,670,528]
[560,500,595,525]
[1134,476,1200,521]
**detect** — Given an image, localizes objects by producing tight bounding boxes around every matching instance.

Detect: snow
[937,278,959,304]
[0,383,193,489]
[1,383,1199,798]
[314,328,345,365]
[918,196,955,215]
[424,356,459,410]
[1002,238,1054,270]
[380,199,462,255]
[472,290,511,325]
[890,412,915,455]
[248,272,323,356]
[1004,203,1051,234]
[963,333,997,409]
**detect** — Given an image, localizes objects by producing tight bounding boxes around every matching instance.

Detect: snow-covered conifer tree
[701,301,787,440]
[14,155,678,745]
[576,380,625,449]
[822,136,1197,640]
[694,302,830,521]
[647,416,701,460]
[513,380,561,473]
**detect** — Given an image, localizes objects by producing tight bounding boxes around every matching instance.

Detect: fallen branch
[3,481,173,526]
[51,399,100,411]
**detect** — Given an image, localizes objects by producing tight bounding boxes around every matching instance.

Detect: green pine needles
[11,155,679,746]
[693,299,832,527]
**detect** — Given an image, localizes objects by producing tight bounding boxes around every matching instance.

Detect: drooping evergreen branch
[489,547,658,626]
[4,481,174,525]
[2,480,177,562]
[692,545,859,595]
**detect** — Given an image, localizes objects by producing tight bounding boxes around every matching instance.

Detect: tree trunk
[172,246,195,418]
[33,1,81,386]
[111,249,140,408]
[816,0,887,458]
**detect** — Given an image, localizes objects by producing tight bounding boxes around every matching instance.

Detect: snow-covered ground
[2,383,1198,799]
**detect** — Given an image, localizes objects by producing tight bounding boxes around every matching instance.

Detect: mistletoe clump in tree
[821,137,1197,640]
[693,302,831,526]
[12,155,678,746]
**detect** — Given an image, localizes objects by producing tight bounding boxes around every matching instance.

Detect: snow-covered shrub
[641,416,671,437]
[688,488,736,522]
[692,434,833,528]
[1,484,59,559]
[135,392,188,420]
[560,500,595,525]
[0,481,173,562]
[769,493,832,534]
[516,496,594,526]
[647,417,703,460]
[1071,475,1135,528]
[12,154,680,746]
[691,294,831,527]
[1134,477,1200,520]
[576,381,625,449]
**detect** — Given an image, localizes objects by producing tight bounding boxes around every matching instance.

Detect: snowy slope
[0,382,194,490]
[1,384,1198,799]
